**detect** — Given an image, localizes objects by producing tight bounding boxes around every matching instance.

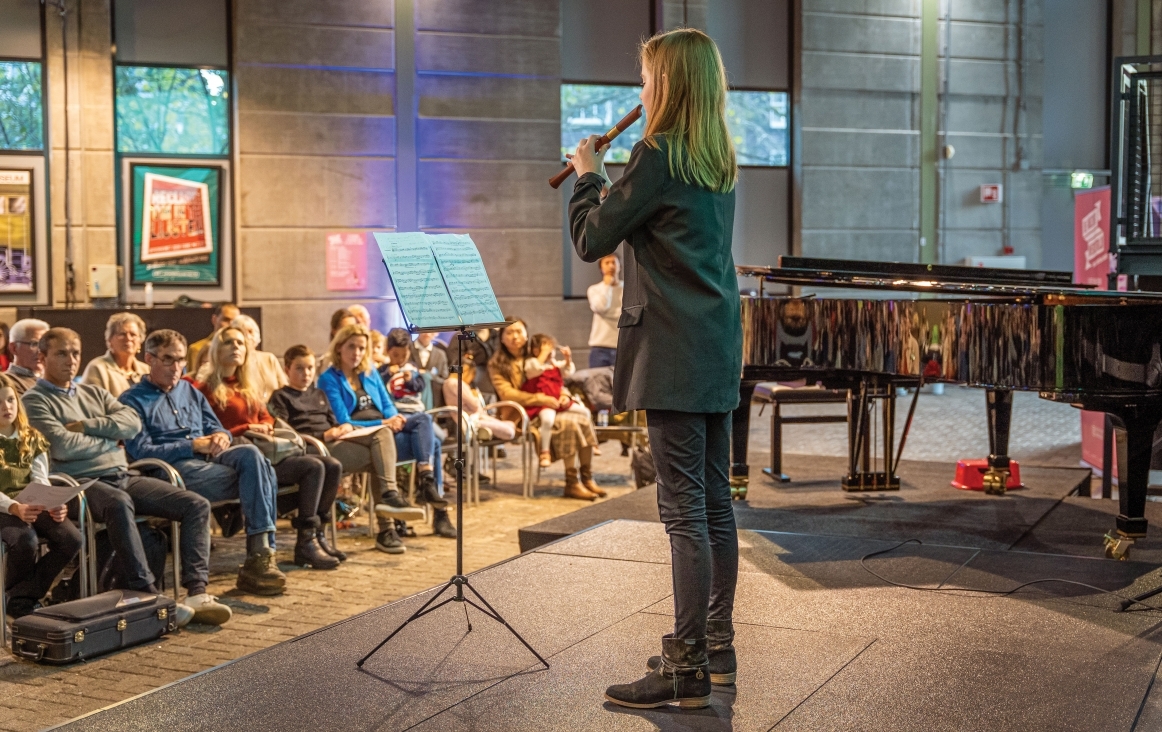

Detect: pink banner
[1074,187,1113,478]
[326,232,367,291]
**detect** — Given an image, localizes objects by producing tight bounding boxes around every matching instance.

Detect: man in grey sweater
[23,328,230,626]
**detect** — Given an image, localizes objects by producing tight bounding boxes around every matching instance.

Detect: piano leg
[730,381,758,500]
[984,389,1014,495]
[1102,408,1161,560]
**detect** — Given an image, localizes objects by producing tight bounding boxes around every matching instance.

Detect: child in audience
[370,330,389,370]
[522,333,594,467]
[443,354,515,442]
[0,373,82,617]
[379,328,427,414]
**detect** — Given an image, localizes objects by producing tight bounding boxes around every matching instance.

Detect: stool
[754,383,848,482]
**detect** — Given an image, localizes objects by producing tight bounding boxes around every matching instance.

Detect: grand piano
[732,257,1162,559]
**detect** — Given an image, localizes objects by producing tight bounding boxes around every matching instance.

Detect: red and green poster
[131,164,220,285]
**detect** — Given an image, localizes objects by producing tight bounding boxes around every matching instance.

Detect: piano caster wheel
[982,468,1009,496]
[1104,532,1135,561]
[730,484,748,501]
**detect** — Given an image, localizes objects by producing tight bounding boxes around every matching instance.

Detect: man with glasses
[119,329,286,596]
[6,318,49,395]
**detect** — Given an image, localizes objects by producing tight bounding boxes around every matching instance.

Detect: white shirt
[587,280,623,349]
[415,342,433,368]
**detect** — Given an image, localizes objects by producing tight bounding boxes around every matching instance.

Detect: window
[115,66,229,155]
[561,84,645,163]
[727,90,788,167]
[561,84,789,167]
[0,61,43,151]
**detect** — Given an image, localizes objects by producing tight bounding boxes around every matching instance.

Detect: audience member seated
[24,328,230,626]
[187,302,239,376]
[443,354,515,443]
[268,345,425,555]
[228,314,287,404]
[318,324,456,542]
[370,330,388,370]
[6,318,48,396]
[489,318,602,500]
[523,333,595,468]
[380,328,428,414]
[119,329,290,593]
[0,323,11,371]
[0,374,81,618]
[412,332,449,407]
[81,312,150,397]
[349,304,372,329]
[195,327,342,570]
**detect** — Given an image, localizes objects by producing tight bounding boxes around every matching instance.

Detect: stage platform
[58,520,1162,731]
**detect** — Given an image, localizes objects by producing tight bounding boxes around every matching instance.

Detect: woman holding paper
[568,29,742,710]
[0,373,82,618]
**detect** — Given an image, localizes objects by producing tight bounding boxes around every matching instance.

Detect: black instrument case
[10,590,177,664]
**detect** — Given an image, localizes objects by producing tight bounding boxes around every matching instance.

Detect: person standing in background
[587,253,623,368]
[187,302,239,376]
[80,313,150,398]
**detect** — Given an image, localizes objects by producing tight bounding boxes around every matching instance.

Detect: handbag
[244,426,305,465]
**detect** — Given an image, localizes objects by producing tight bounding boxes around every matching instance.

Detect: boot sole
[603,694,712,709]
[235,580,285,596]
[375,544,406,554]
[374,505,427,522]
[645,662,736,686]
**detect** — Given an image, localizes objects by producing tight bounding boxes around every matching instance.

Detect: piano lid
[736,257,1162,299]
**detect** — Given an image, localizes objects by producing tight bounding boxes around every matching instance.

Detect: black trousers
[274,455,342,520]
[0,510,83,602]
[646,409,738,640]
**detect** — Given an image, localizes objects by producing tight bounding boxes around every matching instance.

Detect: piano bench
[753,384,848,483]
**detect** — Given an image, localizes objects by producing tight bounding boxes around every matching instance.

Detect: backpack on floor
[631,445,656,489]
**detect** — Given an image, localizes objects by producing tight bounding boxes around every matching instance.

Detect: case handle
[14,639,46,662]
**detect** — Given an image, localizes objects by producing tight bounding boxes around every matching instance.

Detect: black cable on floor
[859,539,1162,613]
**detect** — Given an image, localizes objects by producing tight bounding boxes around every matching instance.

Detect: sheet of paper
[339,424,388,440]
[430,234,504,327]
[12,477,97,508]
[373,232,461,330]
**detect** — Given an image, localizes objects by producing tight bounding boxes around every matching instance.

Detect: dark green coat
[569,138,742,414]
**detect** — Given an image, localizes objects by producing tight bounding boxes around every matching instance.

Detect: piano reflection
[733,257,1162,560]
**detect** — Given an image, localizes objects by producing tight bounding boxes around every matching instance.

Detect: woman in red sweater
[196,327,343,570]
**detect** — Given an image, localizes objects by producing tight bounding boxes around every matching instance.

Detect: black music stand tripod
[357,327,549,671]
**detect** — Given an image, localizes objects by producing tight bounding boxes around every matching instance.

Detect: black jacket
[569,137,742,414]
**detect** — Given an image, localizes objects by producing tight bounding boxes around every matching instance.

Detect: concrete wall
[798,0,1044,267]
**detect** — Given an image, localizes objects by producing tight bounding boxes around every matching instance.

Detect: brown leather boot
[579,463,607,497]
[563,467,597,500]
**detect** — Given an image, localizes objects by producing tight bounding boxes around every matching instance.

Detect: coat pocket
[618,304,644,328]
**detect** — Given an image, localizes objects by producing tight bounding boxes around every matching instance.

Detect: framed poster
[130,163,221,285]
[0,169,34,293]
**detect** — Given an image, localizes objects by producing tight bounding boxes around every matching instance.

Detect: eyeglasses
[12,340,38,348]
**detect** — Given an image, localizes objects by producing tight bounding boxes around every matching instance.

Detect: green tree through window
[116,67,229,155]
[0,62,44,151]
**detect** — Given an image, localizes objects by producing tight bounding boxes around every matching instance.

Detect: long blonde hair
[0,373,49,466]
[640,28,736,193]
[328,323,375,376]
[200,326,261,410]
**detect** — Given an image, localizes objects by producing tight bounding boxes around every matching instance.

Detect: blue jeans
[396,412,443,493]
[174,444,279,537]
[589,346,617,368]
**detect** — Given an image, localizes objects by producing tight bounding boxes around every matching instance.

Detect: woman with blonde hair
[316,323,455,548]
[229,313,287,404]
[81,312,150,397]
[196,327,342,570]
[569,28,742,708]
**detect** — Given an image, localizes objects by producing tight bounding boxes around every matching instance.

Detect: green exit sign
[1070,172,1094,189]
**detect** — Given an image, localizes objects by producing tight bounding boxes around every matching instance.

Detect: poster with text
[131,164,221,285]
[0,170,34,293]
[1075,186,1113,477]
[326,232,367,291]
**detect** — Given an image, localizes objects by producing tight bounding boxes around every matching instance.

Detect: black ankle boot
[293,516,339,570]
[647,619,736,684]
[417,470,449,509]
[315,524,347,561]
[605,636,711,709]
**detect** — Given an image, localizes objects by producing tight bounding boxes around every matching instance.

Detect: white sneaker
[184,593,232,625]
[174,603,194,628]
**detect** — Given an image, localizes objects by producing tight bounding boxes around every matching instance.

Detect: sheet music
[430,234,505,326]
[373,233,461,329]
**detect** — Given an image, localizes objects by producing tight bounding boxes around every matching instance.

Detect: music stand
[357,233,549,671]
